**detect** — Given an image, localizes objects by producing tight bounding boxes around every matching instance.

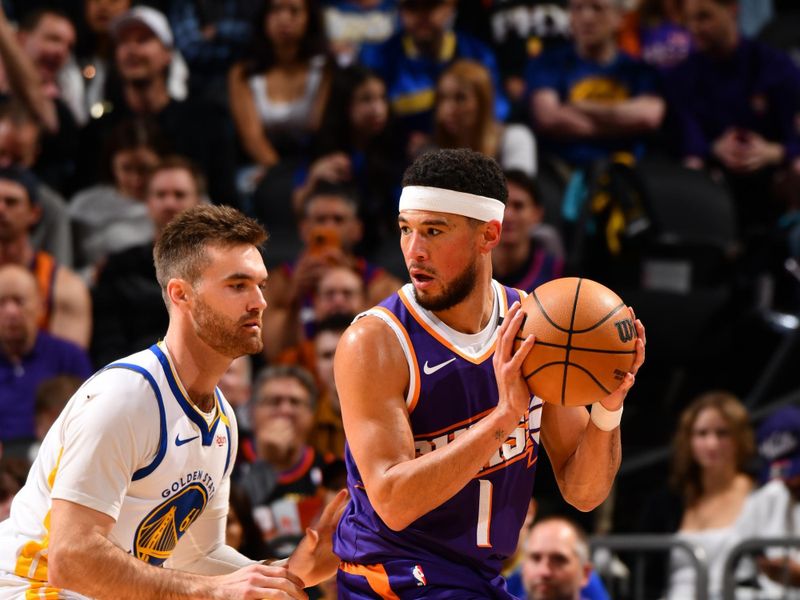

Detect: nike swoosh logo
[423,357,456,375]
[175,434,199,446]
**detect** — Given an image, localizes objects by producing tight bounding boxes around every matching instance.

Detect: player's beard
[413,258,478,312]
[192,295,263,358]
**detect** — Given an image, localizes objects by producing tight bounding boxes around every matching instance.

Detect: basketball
[516,277,637,407]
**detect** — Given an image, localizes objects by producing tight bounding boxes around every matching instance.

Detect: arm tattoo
[494,429,507,442]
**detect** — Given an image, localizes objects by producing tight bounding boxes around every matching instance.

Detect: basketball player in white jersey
[0,205,346,599]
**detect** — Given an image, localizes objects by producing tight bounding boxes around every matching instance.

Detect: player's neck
[430,277,495,334]
[162,329,230,410]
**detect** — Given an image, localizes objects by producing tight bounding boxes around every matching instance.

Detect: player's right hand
[492,301,535,421]
[212,563,307,599]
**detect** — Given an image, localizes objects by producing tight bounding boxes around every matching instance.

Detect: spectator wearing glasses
[237,365,332,559]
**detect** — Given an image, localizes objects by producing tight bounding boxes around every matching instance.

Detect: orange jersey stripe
[371,306,421,414]
[340,562,400,600]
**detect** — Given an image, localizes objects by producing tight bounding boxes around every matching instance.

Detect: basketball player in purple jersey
[332,149,646,598]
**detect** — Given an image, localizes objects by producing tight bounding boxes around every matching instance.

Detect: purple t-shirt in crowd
[665,38,800,162]
[0,331,93,442]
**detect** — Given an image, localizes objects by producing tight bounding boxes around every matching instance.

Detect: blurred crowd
[0,0,799,598]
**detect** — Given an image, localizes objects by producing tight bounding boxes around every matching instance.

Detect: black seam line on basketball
[562,279,582,407]
[533,341,636,354]
[532,289,570,333]
[523,361,613,395]
[524,361,566,380]
[568,362,613,395]
[570,302,627,333]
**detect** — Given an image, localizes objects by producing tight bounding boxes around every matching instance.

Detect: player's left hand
[598,307,645,411]
[286,488,349,587]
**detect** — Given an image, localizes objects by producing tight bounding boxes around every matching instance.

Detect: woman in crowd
[228,0,331,175]
[431,59,536,177]
[641,392,756,599]
[294,64,403,253]
[68,117,164,279]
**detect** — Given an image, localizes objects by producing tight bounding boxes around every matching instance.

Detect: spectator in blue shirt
[0,264,92,449]
[359,0,509,137]
[526,0,665,169]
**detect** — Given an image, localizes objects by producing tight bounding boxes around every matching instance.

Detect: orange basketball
[516,277,637,407]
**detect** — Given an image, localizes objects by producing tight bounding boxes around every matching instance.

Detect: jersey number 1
[477,479,493,547]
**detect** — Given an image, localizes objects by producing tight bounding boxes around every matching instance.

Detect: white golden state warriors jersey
[0,342,237,598]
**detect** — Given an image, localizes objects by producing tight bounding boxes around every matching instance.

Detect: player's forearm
[555,424,621,512]
[368,406,523,530]
[172,544,256,576]
[48,531,220,599]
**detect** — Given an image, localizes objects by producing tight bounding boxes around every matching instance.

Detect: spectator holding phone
[262,182,402,360]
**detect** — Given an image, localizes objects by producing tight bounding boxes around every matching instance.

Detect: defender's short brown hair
[153,205,268,304]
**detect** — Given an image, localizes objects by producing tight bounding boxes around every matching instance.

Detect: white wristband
[590,402,623,431]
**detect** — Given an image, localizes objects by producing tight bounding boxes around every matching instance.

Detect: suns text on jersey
[414,397,542,476]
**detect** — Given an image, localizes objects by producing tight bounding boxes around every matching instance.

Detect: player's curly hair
[154,205,267,306]
[402,148,508,204]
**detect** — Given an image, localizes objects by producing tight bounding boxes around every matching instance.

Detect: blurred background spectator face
[218,355,253,411]
[689,403,737,472]
[568,0,623,52]
[399,0,455,48]
[301,192,363,253]
[114,19,171,86]
[312,266,366,319]
[0,178,39,243]
[111,143,160,201]
[251,374,316,458]
[18,11,76,89]
[146,161,203,232]
[684,0,738,55]
[85,0,131,35]
[265,0,309,48]
[501,179,544,249]
[0,106,41,169]
[435,69,482,140]
[434,60,493,151]
[521,519,591,600]
[0,265,42,355]
[349,75,388,140]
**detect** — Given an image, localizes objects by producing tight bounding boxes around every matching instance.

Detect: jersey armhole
[101,363,168,481]
[354,308,420,411]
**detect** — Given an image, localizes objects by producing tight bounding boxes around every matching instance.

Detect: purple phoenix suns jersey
[334,281,542,593]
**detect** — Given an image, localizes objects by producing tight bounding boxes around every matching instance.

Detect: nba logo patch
[412,564,426,587]
[215,434,226,447]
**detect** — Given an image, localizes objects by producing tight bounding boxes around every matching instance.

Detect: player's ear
[166,278,192,308]
[481,219,502,252]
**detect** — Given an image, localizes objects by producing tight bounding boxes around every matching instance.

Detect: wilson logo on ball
[614,319,635,343]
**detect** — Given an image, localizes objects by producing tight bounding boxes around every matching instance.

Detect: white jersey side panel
[0,343,235,596]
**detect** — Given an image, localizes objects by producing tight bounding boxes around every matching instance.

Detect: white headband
[399,186,505,223]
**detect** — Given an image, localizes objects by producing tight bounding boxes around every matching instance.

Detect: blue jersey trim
[149,344,220,446]
[102,363,168,481]
[216,389,232,474]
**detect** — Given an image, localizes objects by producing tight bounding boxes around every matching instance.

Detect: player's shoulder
[85,348,164,398]
[337,307,405,360]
